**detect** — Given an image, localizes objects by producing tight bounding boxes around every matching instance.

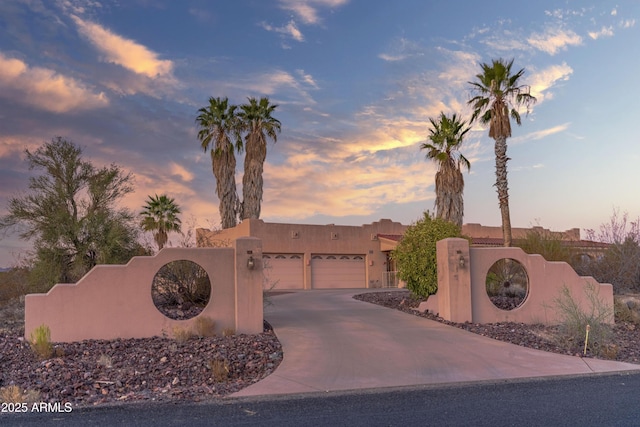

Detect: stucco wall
[197,219,407,289]
[429,238,613,325]
[24,238,263,343]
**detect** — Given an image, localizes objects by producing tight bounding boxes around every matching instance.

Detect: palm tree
[195,97,241,229]
[468,58,536,247]
[237,97,281,220]
[421,112,471,228]
[140,194,182,250]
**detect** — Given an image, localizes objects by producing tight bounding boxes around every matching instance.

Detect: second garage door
[311,254,365,289]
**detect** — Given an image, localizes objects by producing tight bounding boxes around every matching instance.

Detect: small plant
[0,385,41,404]
[193,316,217,338]
[97,354,113,368]
[222,327,235,337]
[208,359,229,381]
[29,324,53,360]
[171,325,194,343]
[553,283,613,357]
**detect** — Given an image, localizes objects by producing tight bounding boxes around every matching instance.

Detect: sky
[0,0,639,267]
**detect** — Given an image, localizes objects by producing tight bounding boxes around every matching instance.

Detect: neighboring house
[196,219,604,290]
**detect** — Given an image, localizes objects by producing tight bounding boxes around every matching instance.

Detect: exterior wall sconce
[457,250,466,268]
[247,251,255,270]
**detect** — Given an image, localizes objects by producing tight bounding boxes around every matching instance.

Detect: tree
[420,112,471,227]
[468,58,536,247]
[0,137,144,289]
[195,97,241,229]
[392,212,464,299]
[237,97,281,220]
[140,194,182,251]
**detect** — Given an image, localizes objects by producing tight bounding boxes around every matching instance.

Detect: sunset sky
[1,0,639,266]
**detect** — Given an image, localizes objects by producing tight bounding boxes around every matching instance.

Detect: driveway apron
[232,290,640,397]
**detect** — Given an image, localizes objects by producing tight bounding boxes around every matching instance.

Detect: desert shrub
[0,385,40,404]
[392,212,464,299]
[171,326,195,343]
[516,227,574,263]
[152,260,211,319]
[193,316,217,337]
[29,324,53,360]
[97,354,113,368]
[0,267,30,304]
[553,283,613,357]
[577,209,640,293]
[208,359,230,381]
[485,259,529,310]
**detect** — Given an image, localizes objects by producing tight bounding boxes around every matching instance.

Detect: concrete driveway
[232,290,640,397]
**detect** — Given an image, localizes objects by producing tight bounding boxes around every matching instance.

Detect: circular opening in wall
[485,258,529,311]
[151,260,211,320]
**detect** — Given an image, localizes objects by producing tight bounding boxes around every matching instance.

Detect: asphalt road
[3,371,640,426]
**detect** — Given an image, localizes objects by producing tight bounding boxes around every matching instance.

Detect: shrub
[29,324,53,360]
[193,316,217,337]
[516,227,574,263]
[171,326,194,343]
[0,385,41,404]
[553,283,613,357]
[97,354,113,368]
[392,212,464,299]
[208,359,230,381]
[577,209,640,293]
[151,260,212,320]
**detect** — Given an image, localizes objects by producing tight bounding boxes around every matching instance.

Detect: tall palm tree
[195,97,241,229]
[468,58,536,247]
[237,97,281,220]
[140,194,182,250]
[421,112,471,228]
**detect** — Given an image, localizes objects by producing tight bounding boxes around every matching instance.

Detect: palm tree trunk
[242,134,266,220]
[212,145,239,229]
[494,135,512,246]
[435,162,465,228]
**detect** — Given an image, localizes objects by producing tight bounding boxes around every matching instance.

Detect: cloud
[170,162,195,182]
[223,69,318,105]
[528,63,573,103]
[378,38,425,62]
[527,28,582,55]
[261,20,304,42]
[296,69,319,89]
[588,26,614,40]
[0,52,108,113]
[277,0,349,25]
[71,15,174,79]
[511,123,571,145]
[262,143,437,219]
[620,19,636,29]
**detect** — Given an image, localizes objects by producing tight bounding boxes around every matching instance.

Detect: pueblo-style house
[196,219,606,290]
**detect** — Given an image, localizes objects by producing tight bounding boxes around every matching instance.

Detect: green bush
[29,324,53,360]
[392,212,464,299]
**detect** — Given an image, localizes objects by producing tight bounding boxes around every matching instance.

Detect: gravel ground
[0,298,282,407]
[354,290,640,364]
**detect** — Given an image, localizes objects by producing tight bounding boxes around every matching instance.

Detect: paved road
[4,372,640,426]
[235,290,640,396]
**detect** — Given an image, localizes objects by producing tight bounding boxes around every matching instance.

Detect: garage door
[311,254,365,289]
[262,254,304,290]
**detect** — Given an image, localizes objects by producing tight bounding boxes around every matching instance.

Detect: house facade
[196,219,596,290]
